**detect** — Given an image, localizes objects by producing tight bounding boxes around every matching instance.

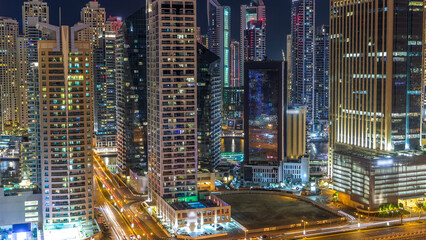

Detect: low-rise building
[152,194,230,232]
[0,188,42,226]
[243,162,281,184]
[283,155,310,184]
[197,170,215,192]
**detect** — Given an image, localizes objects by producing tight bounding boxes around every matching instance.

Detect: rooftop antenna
[59,7,61,26]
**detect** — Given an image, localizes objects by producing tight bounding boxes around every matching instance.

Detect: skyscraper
[38,23,94,227]
[16,36,29,129]
[330,0,426,210]
[240,0,265,78]
[207,0,231,122]
[290,0,315,126]
[243,18,266,61]
[22,0,49,65]
[244,61,285,163]
[93,17,122,148]
[314,24,329,130]
[21,62,41,187]
[78,1,106,45]
[0,17,20,132]
[286,34,292,103]
[148,0,198,204]
[197,43,222,170]
[116,7,147,173]
[147,0,230,231]
[243,61,286,183]
[21,1,49,186]
[228,40,244,126]
[230,40,240,89]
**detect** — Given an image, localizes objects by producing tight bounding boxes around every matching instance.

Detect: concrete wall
[0,188,42,226]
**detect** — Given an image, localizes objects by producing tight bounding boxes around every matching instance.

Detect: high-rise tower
[240,0,265,78]
[78,1,106,45]
[116,7,147,173]
[38,23,94,227]
[314,24,329,130]
[197,43,222,170]
[330,0,426,210]
[22,0,49,64]
[286,34,292,103]
[147,0,230,232]
[290,0,315,126]
[207,0,231,123]
[148,0,198,204]
[93,16,122,148]
[0,17,20,132]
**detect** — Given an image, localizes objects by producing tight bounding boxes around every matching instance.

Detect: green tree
[416,202,426,221]
[332,191,338,203]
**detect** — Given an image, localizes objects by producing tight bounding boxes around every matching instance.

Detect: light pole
[302,220,307,235]
[367,207,370,219]
[356,212,361,228]
[245,229,248,240]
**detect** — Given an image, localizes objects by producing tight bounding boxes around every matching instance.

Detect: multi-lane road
[94,153,426,240]
[94,153,170,240]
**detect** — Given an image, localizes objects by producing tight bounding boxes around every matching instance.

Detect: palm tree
[397,208,407,224]
[416,202,426,221]
[332,192,338,203]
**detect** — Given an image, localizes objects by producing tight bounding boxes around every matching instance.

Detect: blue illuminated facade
[244,61,286,164]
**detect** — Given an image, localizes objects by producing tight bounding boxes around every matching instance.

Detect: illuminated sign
[377,159,393,166]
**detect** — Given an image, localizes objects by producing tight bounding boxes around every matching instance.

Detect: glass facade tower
[116,7,147,173]
[290,0,315,127]
[244,61,285,164]
[330,0,426,210]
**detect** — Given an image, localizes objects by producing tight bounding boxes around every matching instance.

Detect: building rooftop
[170,200,218,211]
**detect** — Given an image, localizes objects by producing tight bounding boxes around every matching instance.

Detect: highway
[94,153,170,240]
[93,152,426,240]
[302,221,426,240]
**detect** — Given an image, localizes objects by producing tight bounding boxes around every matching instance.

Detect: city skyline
[5,0,426,239]
[0,0,330,60]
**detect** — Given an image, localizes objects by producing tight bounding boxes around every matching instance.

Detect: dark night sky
[0,0,329,60]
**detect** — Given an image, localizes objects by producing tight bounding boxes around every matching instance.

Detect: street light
[302,220,307,235]
[368,207,370,219]
[356,212,361,228]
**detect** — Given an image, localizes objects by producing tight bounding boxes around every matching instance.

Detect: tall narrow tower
[207,0,231,122]
[290,0,315,127]
[147,0,198,203]
[38,23,94,227]
[240,0,266,80]
[0,17,19,132]
[116,7,147,173]
[146,1,231,232]
[314,25,329,128]
[93,16,122,148]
